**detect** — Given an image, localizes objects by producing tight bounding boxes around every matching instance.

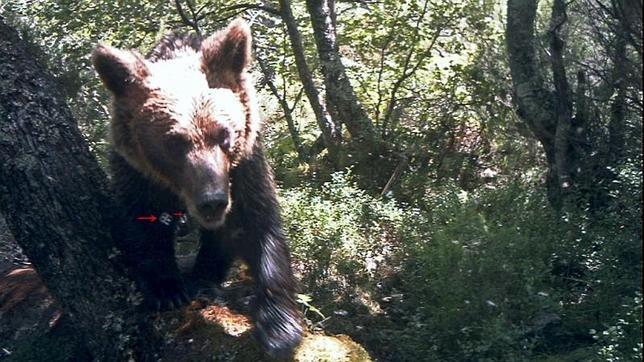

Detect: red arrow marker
[136,214,157,222]
[173,211,184,217]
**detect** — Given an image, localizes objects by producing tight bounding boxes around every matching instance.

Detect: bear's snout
[197,191,228,216]
[192,190,230,229]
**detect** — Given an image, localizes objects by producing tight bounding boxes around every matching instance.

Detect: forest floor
[0,228,374,361]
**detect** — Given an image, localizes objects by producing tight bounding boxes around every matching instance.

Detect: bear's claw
[254,301,304,358]
[141,275,192,311]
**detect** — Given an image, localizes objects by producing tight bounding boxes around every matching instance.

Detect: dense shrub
[279,170,641,361]
[281,171,406,298]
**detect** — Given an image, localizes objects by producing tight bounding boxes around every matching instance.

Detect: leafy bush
[395,182,562,360]
[280,170,641,361]
[280,171,406,298]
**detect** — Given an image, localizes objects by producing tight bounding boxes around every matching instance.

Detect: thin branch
[380,153,408,196]
[256,50,308,162]
[549,0,573,187]
[374,7,402,126]
[381,29,439,137]
[174,0,201,35]
[185,0,198,19]
[196,2,210,18]
[289,87,305,113]
[201,3,281,18]
[380,0,434,137]
[281,31,288,102]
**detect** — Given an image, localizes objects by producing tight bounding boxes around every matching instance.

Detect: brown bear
[91,19,302,357]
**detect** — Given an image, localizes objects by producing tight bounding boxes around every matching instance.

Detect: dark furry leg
[239,230,303,358]
[119,216,190,311]
[110,152,189,311]
[228,145,303,356]
[191,229,234,286]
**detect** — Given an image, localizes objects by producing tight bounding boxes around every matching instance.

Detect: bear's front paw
[141,275,192,311]
[254,298,303,358]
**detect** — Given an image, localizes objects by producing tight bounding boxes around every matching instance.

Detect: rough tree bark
[608,9,630,164]
[0,17,157,360]
[304,0,376,149]
[278,0,342,162]
[508,0,639,211]
[506,0,577,207]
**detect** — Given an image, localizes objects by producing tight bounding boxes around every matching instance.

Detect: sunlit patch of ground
[295,334,371,362]
[158,283,372,361]
[200,304,252,337]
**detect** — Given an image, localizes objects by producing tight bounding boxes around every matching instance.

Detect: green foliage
[281,170,641,360]
[281,171,405,295]
[1,0,640,360]
[398,183,562,360]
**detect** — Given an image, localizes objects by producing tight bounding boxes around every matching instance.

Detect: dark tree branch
[380,0,431,136]
[549,0,573,188]
[278,0,342,163]
[185,0,199,19]
[380,154,408,196]
[256,51,308,162]
[608,24,627,162]
[374,8,402,126]
[288,86,305,113]
[571,70,589,157]
[174,0,202,35]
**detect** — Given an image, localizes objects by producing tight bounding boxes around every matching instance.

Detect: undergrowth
[280,169,642,361]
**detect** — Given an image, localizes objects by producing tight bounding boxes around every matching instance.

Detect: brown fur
[93,19,259,227]
[92,19,303,357]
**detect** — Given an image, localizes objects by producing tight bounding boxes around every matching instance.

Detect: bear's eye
[205,127,231,151]
[165,133,192,152]
[221,134,231,151]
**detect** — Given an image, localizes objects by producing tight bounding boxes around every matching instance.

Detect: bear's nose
[197,191,229,218]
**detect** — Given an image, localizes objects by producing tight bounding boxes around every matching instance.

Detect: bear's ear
[91,44,149,96]
[201,19,252,91]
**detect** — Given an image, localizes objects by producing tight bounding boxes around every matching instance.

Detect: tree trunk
[278,0,342,163]
[608,17,628,164]
[548,0,573,191]
[304,0,376,149]
[506,0,576,207]
[0,17,157,359]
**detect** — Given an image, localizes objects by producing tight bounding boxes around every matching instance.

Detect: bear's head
[92,19,258,229]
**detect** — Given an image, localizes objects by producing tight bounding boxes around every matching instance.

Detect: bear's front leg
[232,146,303,357]
[240,227,303,358]
[191,229,234,287]
[120,215,191,311]
[110,152,191,310]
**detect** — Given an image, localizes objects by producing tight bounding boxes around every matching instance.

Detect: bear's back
[146,32,202,62]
